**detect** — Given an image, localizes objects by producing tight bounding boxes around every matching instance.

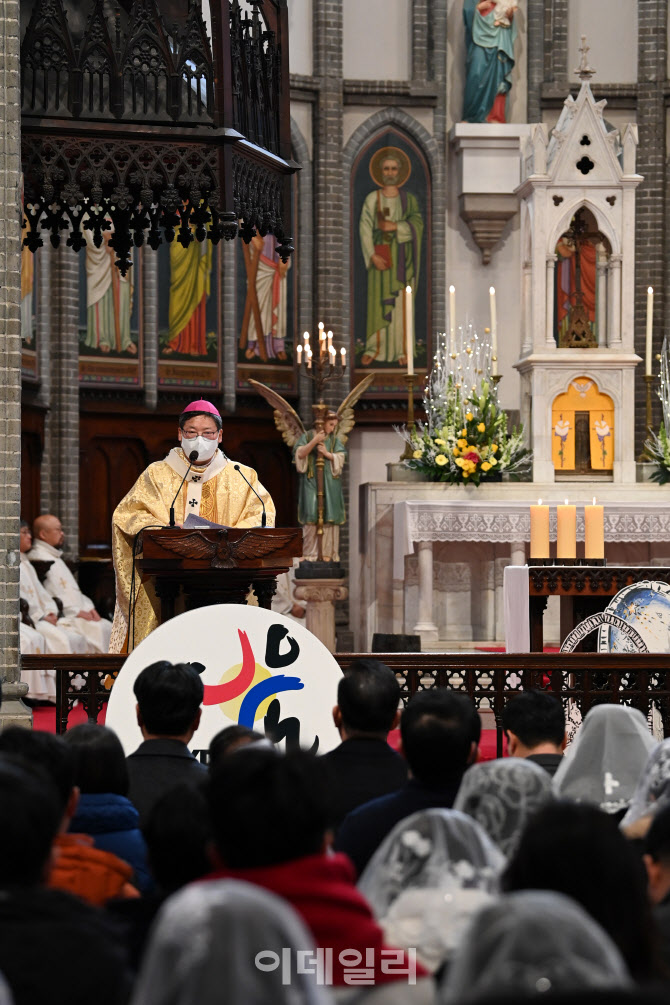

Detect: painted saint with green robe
[359,147,423,366]
[293,414,346,562]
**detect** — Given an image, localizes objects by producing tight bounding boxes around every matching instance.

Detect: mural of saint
[164,238,213,356]
[83,224,135,355]
[358,146,424,367]
[239,233,291,361]
[463,0,519,123]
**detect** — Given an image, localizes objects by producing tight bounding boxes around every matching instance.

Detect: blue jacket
[70,792,153,894]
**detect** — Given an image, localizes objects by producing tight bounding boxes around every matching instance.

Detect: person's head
[0,757,62,888]
[381,156,401,184]
[134,661,204,741]
[208,747,331,869]
[333,659,401,739]
[0,728,77,825]
[208,725,267,769]
[399,689,480,787]
[19,519,32,553]
[63,724,129,796]
[178,400,223,465]
[503,801,656,981]
[32,513,64,550]
[143,783,213,894]
[644,803,670,905]
[501,689,566,757]
[323,412,338,435]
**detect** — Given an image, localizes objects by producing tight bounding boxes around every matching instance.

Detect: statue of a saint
[463,1,519,123]
[249,374,375,562]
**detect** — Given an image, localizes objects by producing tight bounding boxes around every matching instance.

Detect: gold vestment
[110,449,275,652]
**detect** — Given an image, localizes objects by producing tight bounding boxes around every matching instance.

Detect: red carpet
[387,726,505,761]
[32,703,106,734]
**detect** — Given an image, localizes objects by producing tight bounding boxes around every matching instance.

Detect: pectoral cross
[191,475,201,483]
[189,498,198,508]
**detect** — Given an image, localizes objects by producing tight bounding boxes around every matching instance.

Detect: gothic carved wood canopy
[20,0,296,273]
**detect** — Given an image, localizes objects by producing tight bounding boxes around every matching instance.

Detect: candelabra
[296,322,347,403]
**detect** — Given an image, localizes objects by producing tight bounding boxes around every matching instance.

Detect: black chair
[371,633,421,653]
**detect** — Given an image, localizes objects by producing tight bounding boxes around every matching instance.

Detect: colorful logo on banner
[106,605,342,758]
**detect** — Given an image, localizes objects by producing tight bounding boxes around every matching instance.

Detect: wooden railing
[21,652,670,754]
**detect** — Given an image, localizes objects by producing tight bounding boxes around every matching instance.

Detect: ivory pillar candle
[584,499,604,560]
[489,286,497,377]
[405,285,414,375]
[646,286,654,376]
[530,501,550,559]
[557,501,576,559]
[449,285,456,354]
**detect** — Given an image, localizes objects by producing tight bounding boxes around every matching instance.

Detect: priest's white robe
[20,554,89,655]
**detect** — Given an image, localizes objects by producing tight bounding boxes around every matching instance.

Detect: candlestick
[400,373,417,460]
[405,285,414,376]
[646,287,654,376]
[557,501,576,560]
[530,501,550,560]
[584,499,604,561]
[449,285,456,355]
[489,286,497,376]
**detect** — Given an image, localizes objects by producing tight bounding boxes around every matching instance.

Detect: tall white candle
[449,285,456,354]
[489,286,498,377]
[646,286,654,376]
[405,285,414,375]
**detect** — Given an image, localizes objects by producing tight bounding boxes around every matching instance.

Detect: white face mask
[181,435,219,463]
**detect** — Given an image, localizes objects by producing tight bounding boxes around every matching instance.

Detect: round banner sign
[106,604,342,758]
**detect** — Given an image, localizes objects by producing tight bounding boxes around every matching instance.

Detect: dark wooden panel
[20,404,45,525]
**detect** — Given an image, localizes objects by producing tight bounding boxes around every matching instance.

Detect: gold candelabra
[296,323,346,401]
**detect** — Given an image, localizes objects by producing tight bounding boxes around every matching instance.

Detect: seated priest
[20,521,89,657]
[29,515,112,655]
[109,399,275,653]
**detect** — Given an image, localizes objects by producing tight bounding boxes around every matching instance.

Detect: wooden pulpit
[138,527,303,625]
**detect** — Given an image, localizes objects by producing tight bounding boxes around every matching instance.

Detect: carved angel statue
[249,375,375,563]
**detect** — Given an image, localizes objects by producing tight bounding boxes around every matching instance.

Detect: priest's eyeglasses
[183,429,219,439]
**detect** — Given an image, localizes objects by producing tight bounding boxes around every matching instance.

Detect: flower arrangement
[644,336,670,483]
[399,325,530,485]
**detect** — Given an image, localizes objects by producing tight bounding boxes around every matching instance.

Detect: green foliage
[643,426,670,484]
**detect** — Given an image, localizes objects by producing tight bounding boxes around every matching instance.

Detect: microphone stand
[234,464,267,527]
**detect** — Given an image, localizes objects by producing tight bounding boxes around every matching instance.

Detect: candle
[646,286,654,376]
[329,346,336,361]
[327,330,333,351]
[405,285,414,376]
[489,286,497,376]
[340,347,346,368]
[297,344,302,364]
[530,500,550,559]
[449,285,456,354]
[557,500,576,560]
[584,498,604,560]
[303,331,309,345]
[306,351,312,370]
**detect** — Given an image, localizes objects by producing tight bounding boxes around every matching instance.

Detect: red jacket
[206,852,425,987]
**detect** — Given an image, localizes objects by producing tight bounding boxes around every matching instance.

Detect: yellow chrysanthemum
[455,458,464,468]
[453,448,460,457]
[481,461,492,472]
[460,428,468,437]
[489,456,498,465]
[477,422,486,433]
[413,449,423,459]
[435,454,447,466]
[465,412,474,422]
[457,438,467,449]
[463,470,470,478]
[491,444,498,454]
[434,438,446,446]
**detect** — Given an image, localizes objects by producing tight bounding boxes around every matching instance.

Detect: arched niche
[553,206,612,349]
[551,376,614,480]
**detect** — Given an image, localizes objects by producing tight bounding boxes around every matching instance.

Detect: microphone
[169,450,199,527]
[234,464,267,527]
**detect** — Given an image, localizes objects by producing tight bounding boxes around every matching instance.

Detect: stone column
[545,256,556,347]
[221,239,237,415]
[41,243,80,560]
[142,248,158,411]
[596,253,608,348]
[412,541,439,645]
[510,542,526,566]
[608,254,622,349]
[0,0,30,724]
[294,578,348,653]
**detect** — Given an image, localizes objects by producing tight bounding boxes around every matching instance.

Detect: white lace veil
[452,758,554,858]
[358,808,505,973]
[130,879,333,1005]
[440,889,632,1003]
[620,736,670,831]
[553,704,657,815]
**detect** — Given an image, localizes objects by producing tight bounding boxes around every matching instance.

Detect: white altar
[357,482,670,651]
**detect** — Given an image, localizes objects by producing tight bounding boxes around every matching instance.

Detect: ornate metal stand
[400,373,417,460]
